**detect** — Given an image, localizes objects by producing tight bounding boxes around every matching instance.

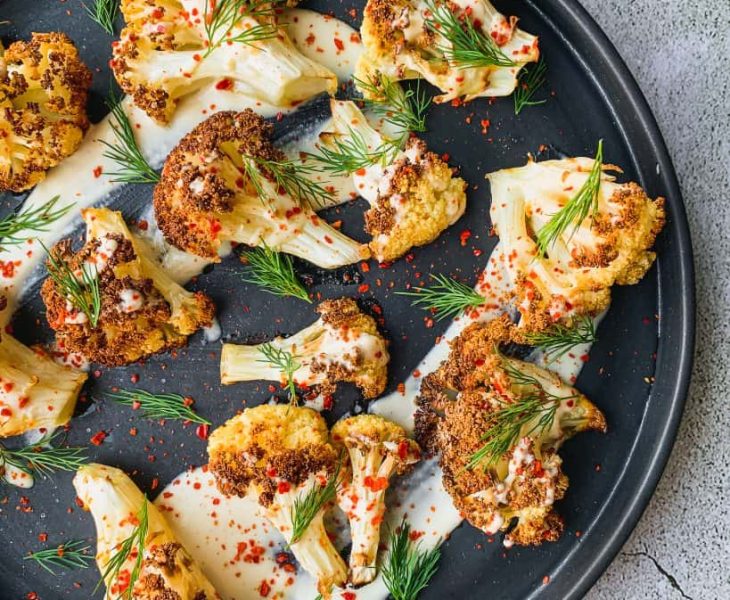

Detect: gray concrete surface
[579,1,730,599]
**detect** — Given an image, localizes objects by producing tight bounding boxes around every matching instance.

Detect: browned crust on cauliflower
[153,109,283,259]
[135,542,211,600]
[0,32,91,191]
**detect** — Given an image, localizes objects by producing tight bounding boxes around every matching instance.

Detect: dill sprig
[241,155,334,209]
[382,518,441,600]
[514,58,548,115]
[203,0,280,57]
[290,459,341,543]
[96,499,148,600]
[101,92,160,184]
[396,274,484,321]
[535,140,604,257]
[524,316,597,363]
[465,361,576,470]
[306,128,399,176]
[106,388,211,425]
[354,73,431,141]
[258,342,301,403]
[424,0,516,69]
[0,196,74,252]
[0,432,88,478]
[84,0,119,35]
[24,540,94,575]
[241,243,311,303]
[42,242,102,328]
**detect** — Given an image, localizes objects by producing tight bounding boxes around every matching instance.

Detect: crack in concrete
[624,551,694,600]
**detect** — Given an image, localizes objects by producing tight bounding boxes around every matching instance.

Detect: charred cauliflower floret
[154,109,368,268]
[111,0,336,123]
[0,32,92,192]
[331,414,420,585]
[320,100,466,262]
[74,463,220,600]
[415,316,606,547]
[40,208,215,367]
[0,331,87,437]
[488,157,666,332]
[221,297,389,400]
[208,404,347,596]
[356,0,539,104]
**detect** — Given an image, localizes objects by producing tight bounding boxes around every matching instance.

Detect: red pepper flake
[408,529,424,541]
[215,78,234,90]
[397,439,410,461]
[277,481,291,494]
[424,317,434,329]
[323,395,334,410]
[543,575,550,585]
[480,119,491,134]
[38,532,48,542]
[90,431,107,446]
[258,580,271,597]
[334,38,344,51]
[363,475,389,492]
[196,424,210,440]
[93,166,103,178]
[460,229,472,246]
[130,373,140,384]
[358,284,370,294]
[343,592,357,600]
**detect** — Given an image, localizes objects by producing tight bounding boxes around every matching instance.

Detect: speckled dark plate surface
[0,1,694,599]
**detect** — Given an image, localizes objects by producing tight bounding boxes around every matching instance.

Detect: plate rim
[523,1,696,598]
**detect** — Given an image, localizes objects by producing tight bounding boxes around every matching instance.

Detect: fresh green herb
[24,540,93,575]
[524,316,597,362]
[96,499,148,600]
[0,196,74,252]
[290,459,341,543]
[84,0,119,35]
[258,343,301,403]
[101,92,160,184]
[354,73,431,142]
[535,140,604,257]
[0,432,88,478]
[241,155,334,208]
[42,242,102,328]
[465,360,576,470]
[382,518,441,600]
[241,243,311,303]
[396,274,484,321]
[106,389,211,425]
[203,0,280,57]
[306,127,399,176]
[514,58,548,115]
[424,0,516,69]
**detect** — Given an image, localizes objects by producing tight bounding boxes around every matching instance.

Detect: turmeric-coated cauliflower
[415,315,606,547]
[41,208,215,366]
[208,404,347,596]
[111,0,336,123]
[0,32,92,192]
[320,100,467,262]
[488,156,666,332]
[356,0,539,104]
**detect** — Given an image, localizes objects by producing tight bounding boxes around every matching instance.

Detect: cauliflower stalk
[208,404,347,596]
[112,0,337,123]
[331,414,420,585]
[487,157,666,332]
[356,0,539,104]
[41,207,215,366]
[320,100,467,262]
[0,32,92,192]
[154,109,368,269]
[74,463,220,600]
[221,297,389,399]
[415,316,606,546]
[0,331,87,437]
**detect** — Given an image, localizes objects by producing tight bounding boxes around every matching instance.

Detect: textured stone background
[579,2,730,599]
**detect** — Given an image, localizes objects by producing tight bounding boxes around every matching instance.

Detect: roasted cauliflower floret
[221,297,389,400]
[331,414,420,585]
[415,316,606,547]
[321,100,466,262]
[111,0,336,123]
[154,109,368,268]
[41,208,215,367]
[488,157,666,332]
[208,404,347,596]
[74,463,220,600]
[0,32,92,192]
[0,331,87,437]
[356,0,539,104]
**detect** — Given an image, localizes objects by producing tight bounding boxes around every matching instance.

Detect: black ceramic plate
[0,1,694,599]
